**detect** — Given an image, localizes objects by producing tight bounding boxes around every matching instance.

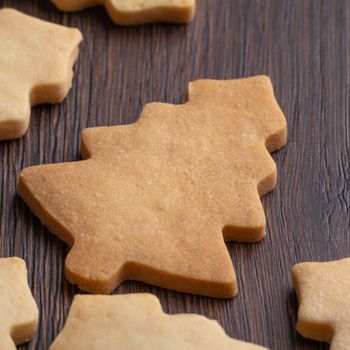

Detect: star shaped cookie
[0,8,82,140]
[50,293,267,350]
[18,76,287,297]
[293,258,350,349]
[51,0,195,25]
[0,257,38,349]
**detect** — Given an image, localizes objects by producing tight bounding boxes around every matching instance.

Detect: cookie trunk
[65,260,237,298]
[105,0,195,26]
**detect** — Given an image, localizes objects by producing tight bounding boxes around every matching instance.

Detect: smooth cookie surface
[51,0,195,25]
[293,258,350,350]
[18,76,287,297]
[50,293,268,350]
[0,8,82,140]
[0,257,38,349]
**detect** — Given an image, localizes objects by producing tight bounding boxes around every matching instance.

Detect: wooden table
[0,0,346,349]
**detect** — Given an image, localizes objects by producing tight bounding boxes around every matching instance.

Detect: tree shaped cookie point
[18,76,287,297]
[50,293,268,350]
[51,0,195,25]
[0,257,38,349]
[293,258,350,349]
[0,8,82,140]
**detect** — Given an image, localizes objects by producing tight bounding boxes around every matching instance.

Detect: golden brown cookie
[293,258,350,349]
[51,0,195,25]
[0,257,38,349]
[18,76,287,297]
[0,8,82,140]
[50,293,268,350]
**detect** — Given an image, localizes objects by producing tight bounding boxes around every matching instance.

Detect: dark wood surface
[0,0,348,349]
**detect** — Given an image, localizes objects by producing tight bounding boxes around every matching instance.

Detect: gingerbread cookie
[18,76,287,297]
[51,0,195,25]
[0,8,82,140]
[293,258,350,349]
[0,257,38,349]
[50,293,267,349]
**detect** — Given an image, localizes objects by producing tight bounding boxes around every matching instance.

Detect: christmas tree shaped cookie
[50,293,267,349]
[293,258,350,349]
[18,76,287,297]
[51,0,195,25]
[0,257,38,349]
[0,8,82,140]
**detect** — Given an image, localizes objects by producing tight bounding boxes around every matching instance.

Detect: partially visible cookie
[51,0,195,25]
[293,258,350,349]
[50,293,267,350]
[0,8,82,140]
[0,333,17,350]
[0,257,38,349]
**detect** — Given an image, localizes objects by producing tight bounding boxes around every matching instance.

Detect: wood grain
[0,0,348,349]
